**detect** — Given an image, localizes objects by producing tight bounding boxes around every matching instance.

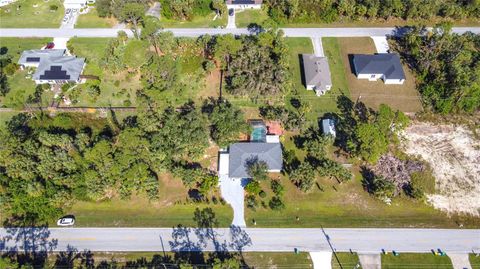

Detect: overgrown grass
[0,0,64,28]
[382,253,453,269]
[160,12,226,28]
[235,9,270,28]
[67,37,141,107]
[332,253,360,269]
[75,8,117,28]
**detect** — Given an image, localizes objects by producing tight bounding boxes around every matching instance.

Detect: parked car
[63,17,68,23]
[45,42,55,49]
[57,215,75,226]
[229,8,234,16]
[66,9,71,15]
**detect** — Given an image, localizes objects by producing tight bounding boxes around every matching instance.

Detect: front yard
[75,8,117,28]
[235,9,270,28]
[160,12,226,28]
[0,0,64,28]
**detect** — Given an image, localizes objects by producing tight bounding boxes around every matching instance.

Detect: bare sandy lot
[402,122,480,216]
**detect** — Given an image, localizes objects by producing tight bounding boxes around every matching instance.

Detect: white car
[57,216,75,226]
[66,9,71,14]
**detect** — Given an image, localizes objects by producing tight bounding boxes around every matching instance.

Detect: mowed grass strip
[0,0,63,28]
[332,253,360,269]
[75,8,117,28]
[337,37,422,113]
[382,253,453,269]
[471,254,480,269]
[160,12,226,28]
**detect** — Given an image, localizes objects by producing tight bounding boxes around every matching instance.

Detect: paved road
[1,228,479,253]
[1,27,479,38]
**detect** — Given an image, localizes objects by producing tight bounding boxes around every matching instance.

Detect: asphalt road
[0,27,479,38]
[1,228,479,253]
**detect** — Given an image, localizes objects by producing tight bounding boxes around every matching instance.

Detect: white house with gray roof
[18,49,85,84]
[302,54,332,96]
[219,142,282,179]
[352,53,406,84]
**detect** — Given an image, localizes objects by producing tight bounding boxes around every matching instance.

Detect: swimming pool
[251,126,267,142]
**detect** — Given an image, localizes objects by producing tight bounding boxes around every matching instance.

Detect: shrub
[270,180,284,196]
[244,180,261,195]
[290,162,315,192]
[247,160,269,181]
[268,196,285,211]
[49,4,58,11]
[259,190,266,198]
[246,195,258,210]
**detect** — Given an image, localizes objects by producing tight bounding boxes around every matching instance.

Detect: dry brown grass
[337,37,422,112]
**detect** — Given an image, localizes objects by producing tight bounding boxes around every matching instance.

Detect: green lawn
[0,38,53,108]
[0,37,51,61]
[235,9,270,28]
[0,0,64,28]
[75,8,117,28]
[66,199,233,227]
[332,253,360,269]
[244,252,312,268]
[382,253,453,269]
[471,254,480,269]
[285,37,348,120]
[160,12,226,28]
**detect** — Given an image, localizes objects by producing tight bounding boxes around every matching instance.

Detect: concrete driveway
[312,37,325,57]
[371,36,390,53]
[359,253,381,269]
[227,10,236,29]
[310,251,332,269]
[449,253,472,269]
[60,9,79,29]
[219,175,246,227]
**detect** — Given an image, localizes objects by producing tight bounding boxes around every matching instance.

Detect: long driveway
[1,27,479,38]
[1,228,479,253]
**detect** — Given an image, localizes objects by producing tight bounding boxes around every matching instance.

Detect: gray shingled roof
[353,53,406,80]
[33,56,85,81]
[18,49,65,65]
[302,54,332,92]
[228,142,282,178]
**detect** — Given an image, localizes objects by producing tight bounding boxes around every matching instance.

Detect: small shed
[322,119,336,137]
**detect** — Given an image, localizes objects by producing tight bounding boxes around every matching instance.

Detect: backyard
[337,37,422,112]
[0,0,64,28]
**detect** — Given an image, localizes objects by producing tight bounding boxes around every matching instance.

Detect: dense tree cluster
[392,24,480,113]
[335,97,409,163]
[0,46,14,96]
[160,0,219,21]
[223,31,290,100]
[264,0,480,24]
[0,97,248,224]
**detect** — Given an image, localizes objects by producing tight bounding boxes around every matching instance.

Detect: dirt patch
[402,122,480,216]
[337,37,422,113]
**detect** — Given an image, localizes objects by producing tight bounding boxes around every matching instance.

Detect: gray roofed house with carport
[352,53,406,84]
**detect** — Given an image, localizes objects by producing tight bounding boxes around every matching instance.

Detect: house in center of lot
[352,53,406,84]
[18,49,85,84]
[302,54,332,96]
[226,0,262,10]
[219,120,283,180]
